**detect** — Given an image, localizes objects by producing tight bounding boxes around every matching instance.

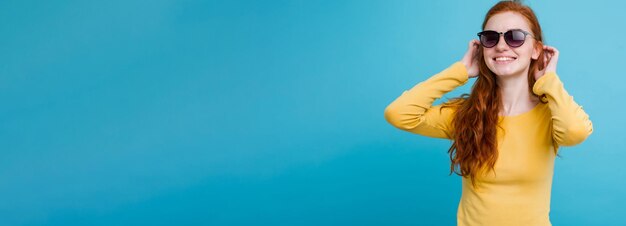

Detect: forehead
[483,11,531,32]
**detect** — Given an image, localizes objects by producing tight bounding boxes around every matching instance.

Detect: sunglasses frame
[476,29,535,48]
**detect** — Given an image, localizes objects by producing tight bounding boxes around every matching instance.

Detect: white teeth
[495,57,515,61]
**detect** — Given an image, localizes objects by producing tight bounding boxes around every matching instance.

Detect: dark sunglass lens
[505,30,526,47]
[480,31,499,47]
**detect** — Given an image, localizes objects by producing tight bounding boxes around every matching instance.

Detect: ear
[531,42,542,60]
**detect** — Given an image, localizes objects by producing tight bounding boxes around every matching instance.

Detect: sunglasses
[476,29,534,48]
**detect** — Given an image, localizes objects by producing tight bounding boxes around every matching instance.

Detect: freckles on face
[482,12,536,77]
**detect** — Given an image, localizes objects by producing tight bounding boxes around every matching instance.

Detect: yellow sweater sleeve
[384,62,469,139]
[532,72,593,146]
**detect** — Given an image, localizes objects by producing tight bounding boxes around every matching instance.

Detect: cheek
[483,49,495,62]
[518,46,536,59]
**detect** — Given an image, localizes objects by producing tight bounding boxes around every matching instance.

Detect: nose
[495,34,509,51]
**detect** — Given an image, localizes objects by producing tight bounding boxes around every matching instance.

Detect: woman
[384,1,593,225]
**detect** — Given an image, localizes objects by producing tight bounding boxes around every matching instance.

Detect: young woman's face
[482,12,540,78]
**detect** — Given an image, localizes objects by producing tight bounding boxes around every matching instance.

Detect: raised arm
[532,72,593,146]
[384,61,470,139]
[532,45,593,147]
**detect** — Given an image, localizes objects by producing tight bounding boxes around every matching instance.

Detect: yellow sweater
[384,62,593,226]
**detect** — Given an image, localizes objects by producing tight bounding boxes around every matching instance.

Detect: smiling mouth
[493,57,516,64]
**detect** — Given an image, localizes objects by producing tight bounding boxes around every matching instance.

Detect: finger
[544,45,558,55]
[551,48,559,58]
[542,46,552,58]
[543,45,553,53]
[471,40,480,48]
[546,47,555,58]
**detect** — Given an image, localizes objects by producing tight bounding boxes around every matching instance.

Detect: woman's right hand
[461,39,480,78]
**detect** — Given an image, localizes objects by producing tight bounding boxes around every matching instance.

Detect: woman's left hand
[534,45,559,80]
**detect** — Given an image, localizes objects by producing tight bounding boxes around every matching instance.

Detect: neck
[496,69,539,116]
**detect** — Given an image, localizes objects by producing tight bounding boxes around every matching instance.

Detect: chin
[487,63,525,77]
[494,69,517,77]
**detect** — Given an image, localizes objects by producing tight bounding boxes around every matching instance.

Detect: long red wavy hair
[442,0,553,188]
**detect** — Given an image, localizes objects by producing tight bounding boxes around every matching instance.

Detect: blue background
[1,0,624,225]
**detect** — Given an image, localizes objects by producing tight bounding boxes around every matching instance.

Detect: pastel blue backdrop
[1,0,624,225]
